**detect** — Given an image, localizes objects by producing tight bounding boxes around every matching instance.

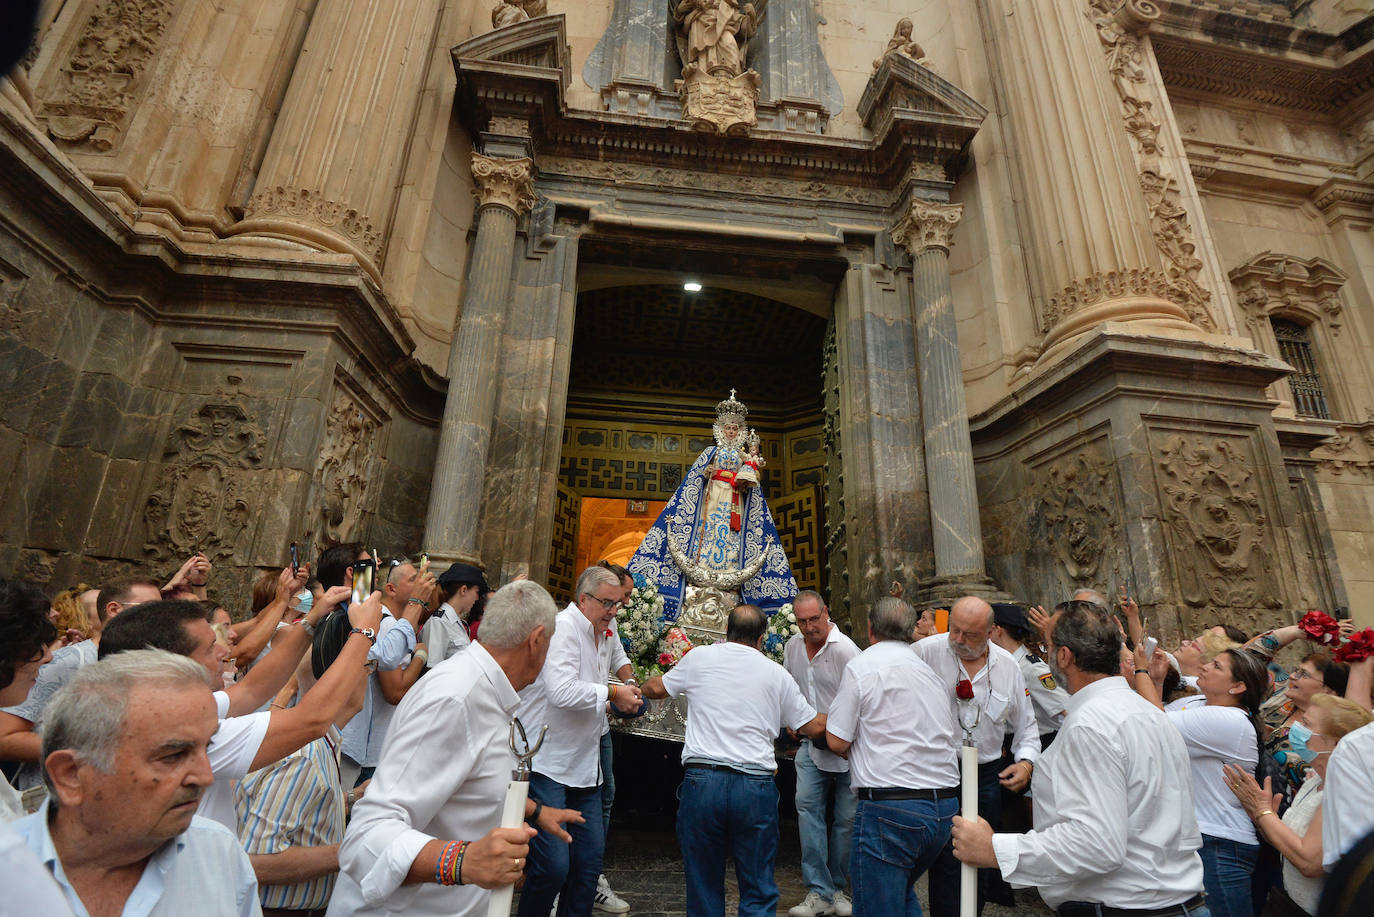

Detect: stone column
[424,153,536,566]
[227,0,440,283]
[893,201,995,598]
[975,0,1201,360]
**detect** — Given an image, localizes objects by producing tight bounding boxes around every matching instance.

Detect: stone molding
[243,186,383,262]
[470,154,537,215]
[1228,252,1347,336]
[891,200,962,257]
[1046,267,1173,329]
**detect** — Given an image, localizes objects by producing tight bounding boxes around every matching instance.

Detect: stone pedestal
[423,153,535,567]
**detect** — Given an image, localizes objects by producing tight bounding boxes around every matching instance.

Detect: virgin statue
[627,391,797,634]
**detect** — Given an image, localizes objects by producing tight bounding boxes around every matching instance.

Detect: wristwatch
[350,627,377,645]
[299,618,318,637]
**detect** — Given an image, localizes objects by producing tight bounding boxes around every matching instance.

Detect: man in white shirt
[643,604,824,917]
[782,590,860,917]
[590,560,637,914]
[328,579,583,917]
[515,566,643,917]
[914,596,1040,917]
[952,600,1207,916]
[421,563,489,665]
[825,596,961,917]
[14,649,260,916]
[1323,719,1374,869]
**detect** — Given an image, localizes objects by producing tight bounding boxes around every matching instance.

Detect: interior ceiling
[569,284,827,409]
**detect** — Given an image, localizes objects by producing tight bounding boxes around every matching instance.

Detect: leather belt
[685,762,756,777]
[853,786,959,801]
[1057,893,1205,917]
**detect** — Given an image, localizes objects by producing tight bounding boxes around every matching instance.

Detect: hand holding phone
[351,559,376,607]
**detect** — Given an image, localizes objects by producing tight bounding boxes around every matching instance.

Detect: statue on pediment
[673,0,761,80]
[873,17,933,71]
[492,0,546,29]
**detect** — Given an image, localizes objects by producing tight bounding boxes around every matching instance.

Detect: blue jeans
[677,767,780,917]
[518,773,605,917]
[849,796,956,917]
[601,730,615,836]
[794,743,856,899]
[928,765,1002,917]
[1199,834,1259,917]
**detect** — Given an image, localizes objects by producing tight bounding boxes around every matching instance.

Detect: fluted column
[227,0,439,282]
[977,0,1201,360]
[424,153,536,566]
[894,201,993,591]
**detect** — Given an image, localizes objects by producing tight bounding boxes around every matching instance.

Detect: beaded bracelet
[452,840,471,886]
[436,841,459,886]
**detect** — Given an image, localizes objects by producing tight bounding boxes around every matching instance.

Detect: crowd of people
[2,550,1373,917]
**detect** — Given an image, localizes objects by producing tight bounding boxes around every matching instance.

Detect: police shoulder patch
[1039,672,1057,691]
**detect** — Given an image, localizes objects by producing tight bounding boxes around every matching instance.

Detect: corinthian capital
[891,200,963,257]
[470,153,536,215]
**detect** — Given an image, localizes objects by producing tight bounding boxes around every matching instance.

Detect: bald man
[914,596,1040,917]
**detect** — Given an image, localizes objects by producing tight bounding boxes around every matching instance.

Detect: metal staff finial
[508,717,546,781]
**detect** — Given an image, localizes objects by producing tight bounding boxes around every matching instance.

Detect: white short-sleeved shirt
[1166,705,1259,844]
[661,641,815,774]
[420,604,469,666]
[783,624,860,773]
[1323,720,1374,869]
[826,640,960,790]
[198,691,270,830]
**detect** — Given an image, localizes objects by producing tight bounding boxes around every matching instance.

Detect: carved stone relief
[313,386,381,551]
[492,0,547,29]
[873,18,934,72]
[891,200,962,257]
[471,154,537,215]
[142,376,265,565]
[1033,443,1123,588]
[1085,1,1216,332]
[244,187,383,262]
[37,0,175,151]
[1046,267,1172,330]
[673,0,763,134]
[1228,253,1347,337]
[1150,431,1283,609]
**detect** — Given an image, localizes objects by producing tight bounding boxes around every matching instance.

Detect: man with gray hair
[515,566,643,917]
[329,579,584,917]
[10,649,261,916]
[825,596,961,917]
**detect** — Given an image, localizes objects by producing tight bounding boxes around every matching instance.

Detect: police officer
[989,602,1068,748]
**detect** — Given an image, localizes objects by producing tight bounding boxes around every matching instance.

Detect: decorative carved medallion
[143,376,265,565]
[38,0,175,151]
[315,388,381,550]
[471,153,537,215]
[244,187,383,262]
[1152,432,1282,608]
[677,69,761,135]
[891,200,963,257]
[1034,445,1122,587]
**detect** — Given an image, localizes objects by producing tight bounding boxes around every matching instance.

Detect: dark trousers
[517,773,605,917]
[929,761,1004,917]
[677,767,780,917]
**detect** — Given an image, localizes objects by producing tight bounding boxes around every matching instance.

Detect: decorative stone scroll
[891,200,963,256]
[471,153,537,215]
[1034,444,1123,587]
[142,376,265,565]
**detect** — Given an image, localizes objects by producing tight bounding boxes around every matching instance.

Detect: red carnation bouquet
[955,678,974,700]
[1298,610,1341,645]
[1335,628,1374,664]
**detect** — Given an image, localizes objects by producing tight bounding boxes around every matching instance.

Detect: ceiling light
[683,281,702,292]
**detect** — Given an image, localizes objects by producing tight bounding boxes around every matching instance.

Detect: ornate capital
[470,153,536,215]
[891,200,963,256]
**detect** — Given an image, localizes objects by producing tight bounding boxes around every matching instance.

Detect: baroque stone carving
[1045,267,1172,329]
[244,187,383,262]
[143,376,264,565]
[873,18,933,72]
[471,153,537,215]
[1085,1,1216,332]
[492,0,546,29]
[537,156,887,205]
[1228,253,1347,336]
[38,0,174,151]
[316,388,380,549]
[1035,446,1122,586]
[1153,433,1282,608]
[891,200,963,257]
[673,0,762,134]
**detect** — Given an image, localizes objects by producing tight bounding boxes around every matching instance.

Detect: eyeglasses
[583,594,623,612]
[1289,668,1321,684]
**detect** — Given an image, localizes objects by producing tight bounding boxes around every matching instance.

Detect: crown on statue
[716,389,748,425]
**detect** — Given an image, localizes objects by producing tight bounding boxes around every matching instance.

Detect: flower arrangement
[762,602,798,664]
[1298,609,1341,645]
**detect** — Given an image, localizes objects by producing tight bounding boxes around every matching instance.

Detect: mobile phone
[418,552,430,575]
[1144,636,1158,659]
[290,542,299,577]
[351,559,376,607]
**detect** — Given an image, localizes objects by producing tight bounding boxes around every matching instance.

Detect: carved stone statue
[491,0,546,29]
[672,0,765,134]
[873,17,932,71]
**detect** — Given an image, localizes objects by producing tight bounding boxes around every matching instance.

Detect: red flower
[605,628,614,639]
[658,652,673,665]
[1298,610,1340,645]
[955,679,974,700]
[1335,628,1374,664]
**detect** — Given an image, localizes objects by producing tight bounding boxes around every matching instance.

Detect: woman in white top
[1224,694,1374,916]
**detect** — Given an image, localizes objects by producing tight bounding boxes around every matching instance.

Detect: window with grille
[1271,317,1331,419]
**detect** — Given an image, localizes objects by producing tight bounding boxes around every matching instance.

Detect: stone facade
[0,1,1370,635]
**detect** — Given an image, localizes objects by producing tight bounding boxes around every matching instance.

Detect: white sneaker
[788,891,834,917]
[831,890,852,917]
[594,874,630,914]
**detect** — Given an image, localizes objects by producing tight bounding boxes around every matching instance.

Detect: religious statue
[627,391,798,636]
[491,0,546,29]
[671,0,765,134]
[873,17,933,71]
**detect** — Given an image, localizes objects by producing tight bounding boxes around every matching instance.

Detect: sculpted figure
[873,17,931,71]
[491,0,545,29]
[674,0,762,78]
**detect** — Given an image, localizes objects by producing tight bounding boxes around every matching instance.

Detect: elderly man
[643,604,825,917]
[591,560,638,915]
[914,595,1040,917]
[12,649,261,916]
[327,580,583,917]
[952,600,1207,916]
[783,590,860,917]
[516,566,643,917]
[824,596,960,917]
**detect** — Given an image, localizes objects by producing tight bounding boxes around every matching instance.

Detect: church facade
[0,0,1370,638]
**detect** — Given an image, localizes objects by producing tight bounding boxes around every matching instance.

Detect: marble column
[894,201,994,595]
[423,153,536,566]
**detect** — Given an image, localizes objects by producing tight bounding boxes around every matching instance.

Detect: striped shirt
[234,727,346,910]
